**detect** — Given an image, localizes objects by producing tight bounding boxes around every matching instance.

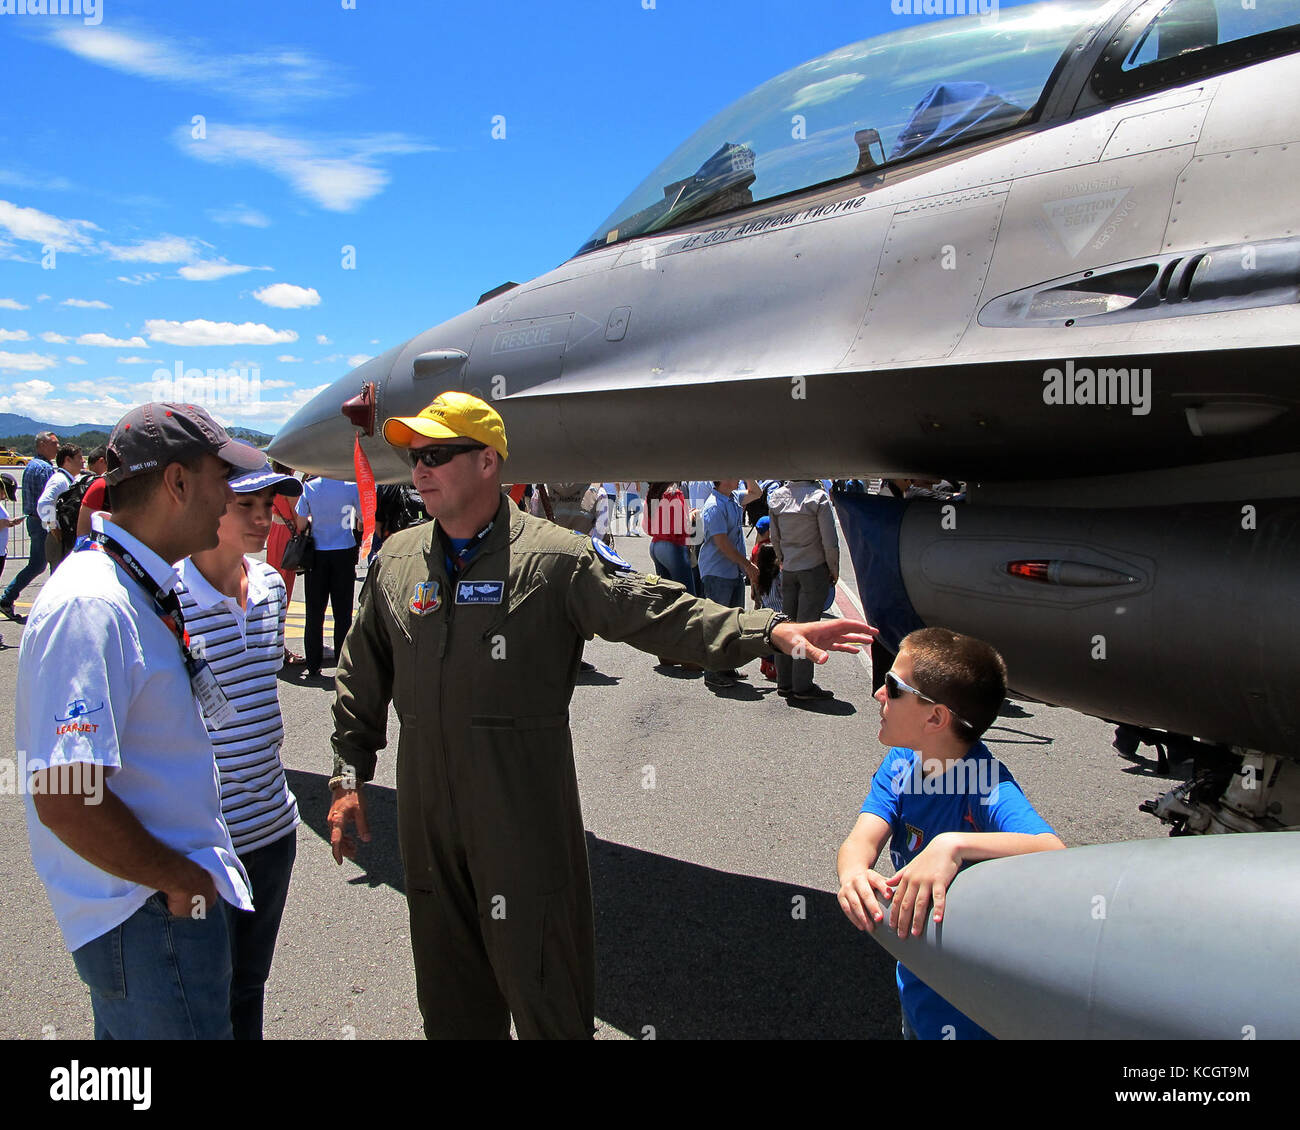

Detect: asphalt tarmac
[0,523,1177,1040]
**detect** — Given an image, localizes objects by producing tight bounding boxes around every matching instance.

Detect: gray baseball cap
[106,402,265,486]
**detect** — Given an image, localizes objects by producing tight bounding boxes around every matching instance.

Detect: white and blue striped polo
[176,556,300,855]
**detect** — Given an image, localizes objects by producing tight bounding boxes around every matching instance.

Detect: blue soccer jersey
[860,742,1055,1039]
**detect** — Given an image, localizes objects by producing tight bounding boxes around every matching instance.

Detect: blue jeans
[700,575,745,675]
[649,539,696,595]
[71,891,234,1040]
[0,515,45,606]
[227,831,297,1040]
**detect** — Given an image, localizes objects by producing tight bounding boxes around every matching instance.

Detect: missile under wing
[271,0,1300,833]
[867,832,1300,1039]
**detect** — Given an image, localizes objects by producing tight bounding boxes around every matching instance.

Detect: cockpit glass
[1123,0,1300,70]
[580,0,1113,254]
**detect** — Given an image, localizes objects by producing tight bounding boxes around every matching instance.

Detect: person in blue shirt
[0,430,58,621]
[294,475,361,678]
[697,477,762,688]
[836,627,1065,1039]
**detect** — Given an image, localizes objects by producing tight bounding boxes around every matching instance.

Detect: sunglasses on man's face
[407,443,486,469]
[884,670,974,730]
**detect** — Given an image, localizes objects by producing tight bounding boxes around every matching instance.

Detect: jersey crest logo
[905,822,924,854]
[410,580,441,615]
[455,580,504,604]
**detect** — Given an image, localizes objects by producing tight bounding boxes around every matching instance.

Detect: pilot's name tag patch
[455,580,504,604]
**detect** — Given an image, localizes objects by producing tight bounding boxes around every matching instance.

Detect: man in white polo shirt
[18,401,265,1040]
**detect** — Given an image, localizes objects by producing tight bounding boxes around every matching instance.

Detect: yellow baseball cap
[382,391,508,460]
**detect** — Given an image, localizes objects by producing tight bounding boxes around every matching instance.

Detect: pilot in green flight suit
[326,392,874,1039]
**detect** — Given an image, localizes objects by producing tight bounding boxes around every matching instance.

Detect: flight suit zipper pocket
[480,574,546,640]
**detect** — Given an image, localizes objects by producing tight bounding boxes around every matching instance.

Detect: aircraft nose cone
[268,345,405,479]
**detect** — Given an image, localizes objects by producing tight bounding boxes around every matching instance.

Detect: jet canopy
[580,0,1112,253]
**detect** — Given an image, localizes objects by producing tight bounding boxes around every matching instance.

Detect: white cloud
[76,333,148,348]
[47,26,351,108]
[144,318,298,346]
[0,378,55,400]
[787,73,868,111]
[315,334,331,345]
[0,379,135,426]
[253,283,320,309]
[36,295,50,302]
[276,354,302,363]
[0,352,58,372]
[0,329,30,342]
[102,235,203,264]
[208,204,270,228]
[179,259,262,281]
[116,273,162,286]
[347,354,373,368]
[260,378,295,389]
[0,169,74,192]
[369,338,379,345]
[40,332,70,344]
[115,356,161,365]
[176,124,432,212]
[0,199,99,252]
[0,299,29,310]
[66,357,87,365]
[61,298,112,309]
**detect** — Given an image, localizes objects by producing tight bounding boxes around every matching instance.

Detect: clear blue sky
[0,0,1035,433]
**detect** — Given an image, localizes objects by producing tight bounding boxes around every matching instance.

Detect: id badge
[189,656,236,730]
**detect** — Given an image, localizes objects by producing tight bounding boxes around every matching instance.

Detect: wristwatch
[763,612,790,646]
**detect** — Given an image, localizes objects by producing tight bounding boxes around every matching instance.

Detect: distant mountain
[0,412,271,450]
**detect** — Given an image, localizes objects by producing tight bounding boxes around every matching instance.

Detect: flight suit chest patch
[410,580,442,615]
[455,580,504,604]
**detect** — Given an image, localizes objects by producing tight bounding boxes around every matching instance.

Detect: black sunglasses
[407,443,486,468]
[884,670,974,730]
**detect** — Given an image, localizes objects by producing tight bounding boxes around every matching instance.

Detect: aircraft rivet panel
[1166,145,1300,249]
[1194,53,1300,154]
[1099,99,1210,161]
[845,198,1004,366]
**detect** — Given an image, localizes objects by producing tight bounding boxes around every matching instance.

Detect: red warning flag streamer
[353,434,377,561]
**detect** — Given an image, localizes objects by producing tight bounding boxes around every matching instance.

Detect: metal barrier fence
[6,483,32,562]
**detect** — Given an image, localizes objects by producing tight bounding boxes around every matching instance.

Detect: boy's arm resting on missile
[886,830,1066,938]
[836,812,894,932]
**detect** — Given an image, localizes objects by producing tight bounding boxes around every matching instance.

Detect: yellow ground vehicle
[0,449,29,466]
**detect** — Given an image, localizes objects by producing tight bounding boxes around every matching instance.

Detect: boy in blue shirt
[836,627,1065,1038]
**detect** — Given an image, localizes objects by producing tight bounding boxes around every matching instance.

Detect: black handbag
[281,521,315,573]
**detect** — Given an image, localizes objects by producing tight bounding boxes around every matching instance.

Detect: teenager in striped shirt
[177,462,302,1040]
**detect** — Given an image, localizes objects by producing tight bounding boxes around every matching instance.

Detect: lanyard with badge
[78,531,236,728]
[438,520,493,578]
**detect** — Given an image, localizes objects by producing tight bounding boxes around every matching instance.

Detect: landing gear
[1140,748,1300,835]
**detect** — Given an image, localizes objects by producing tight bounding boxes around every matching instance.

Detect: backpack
[376,483,425,533]
[547,483,601,535]
[55,473,95,544]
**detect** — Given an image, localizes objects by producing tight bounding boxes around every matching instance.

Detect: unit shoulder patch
[591,538,633,572]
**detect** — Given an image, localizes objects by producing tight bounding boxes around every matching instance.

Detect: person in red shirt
[646,481,694,594]
[264,461,307,665]
[74,447,110,541]
[646,481,702,671]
